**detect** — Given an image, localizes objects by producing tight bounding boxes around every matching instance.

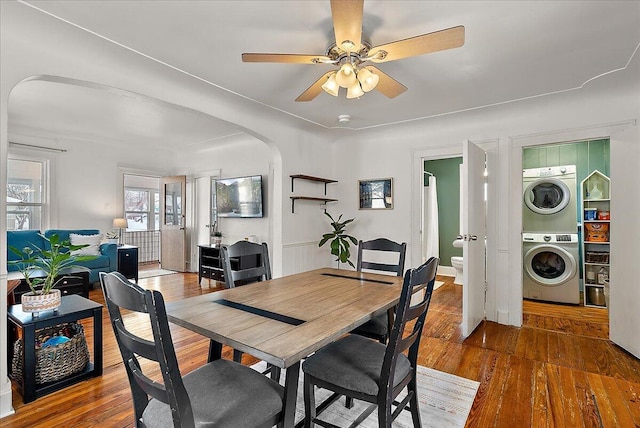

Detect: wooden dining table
[165,267,405,428]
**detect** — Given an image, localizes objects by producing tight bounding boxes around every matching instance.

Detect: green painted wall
[424,157,463,266]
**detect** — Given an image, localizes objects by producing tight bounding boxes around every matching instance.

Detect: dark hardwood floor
[3,271,639,427]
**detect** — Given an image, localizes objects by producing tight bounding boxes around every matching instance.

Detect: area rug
[251,361,479,427]
[138,269,177,279]
[433,280,445,291]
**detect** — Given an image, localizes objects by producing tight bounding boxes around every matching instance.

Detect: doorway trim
[509,119,634,328]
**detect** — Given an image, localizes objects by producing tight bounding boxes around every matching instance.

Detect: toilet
[451,239,464,285]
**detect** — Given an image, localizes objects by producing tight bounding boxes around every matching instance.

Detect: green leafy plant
[105,231,118,239]
[319,212,358,268]
[9,233,97,295]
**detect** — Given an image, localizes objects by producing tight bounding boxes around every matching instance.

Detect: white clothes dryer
[522,165,578,233]
[523,233,580,304]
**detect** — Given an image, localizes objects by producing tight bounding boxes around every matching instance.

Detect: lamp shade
[321,72,339,96]
[357,68,379,92]
[346,82,364,99]
[113,218,128,229]
[335,63,357,88]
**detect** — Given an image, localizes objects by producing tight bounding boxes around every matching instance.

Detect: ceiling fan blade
[295,71,335,102]
[242,53,332,64]
[365,66,407,98]
[330,0,363,50]
[368,25,465,63]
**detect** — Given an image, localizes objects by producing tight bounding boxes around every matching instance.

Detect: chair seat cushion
[352,313,388,337]
[142,359,284,428]
[302,334,412,397]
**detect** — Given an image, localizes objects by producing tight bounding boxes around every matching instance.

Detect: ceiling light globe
[346,82,364,99]
[357,68,380,92]
[321,72,339,96]
[335,63,357,88]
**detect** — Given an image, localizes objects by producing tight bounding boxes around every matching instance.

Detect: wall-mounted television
[216,175,263,218]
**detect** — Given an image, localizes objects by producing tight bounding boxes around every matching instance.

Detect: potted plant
[104,231,119,244]
[213,231,223,247]
[9,233,97,314]
[319,212,358,268]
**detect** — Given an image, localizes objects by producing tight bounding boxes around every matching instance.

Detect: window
[124,187,160,231]
[6,158,46,230]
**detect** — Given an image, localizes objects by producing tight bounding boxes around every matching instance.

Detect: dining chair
[220,241,280,379]
[99,271,285,428]
[221,240,272,289]
[302,257,439,428]
[353,238,407,343]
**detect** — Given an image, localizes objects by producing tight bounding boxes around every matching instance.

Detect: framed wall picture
[358,178,393,210]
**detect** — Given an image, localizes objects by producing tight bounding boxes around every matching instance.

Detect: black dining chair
[352,238,407,343]
[302,257,439,428]
[220,240,280,379]
[100,271,285,428]
[221,240,272,289]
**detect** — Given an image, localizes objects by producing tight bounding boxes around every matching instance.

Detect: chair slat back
[381,257,439,393]
[357,238,407,276]
[221,241,272,288]
[100,272,194,427]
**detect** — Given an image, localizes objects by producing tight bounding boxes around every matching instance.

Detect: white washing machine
[523,165,578,233]
[523,233,580,304]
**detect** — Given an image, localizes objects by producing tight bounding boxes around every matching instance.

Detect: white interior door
[195,176,213,247]
[462,140,487,337]
[609,124,640,358]
[161,175,186,271]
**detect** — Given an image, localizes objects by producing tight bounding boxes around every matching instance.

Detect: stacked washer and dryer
[522,165,580,304]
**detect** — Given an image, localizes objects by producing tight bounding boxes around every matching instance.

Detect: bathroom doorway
[422,156,463,279]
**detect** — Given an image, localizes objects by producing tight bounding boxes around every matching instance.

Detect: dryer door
[524,177,571,215]
[524,244,578,286]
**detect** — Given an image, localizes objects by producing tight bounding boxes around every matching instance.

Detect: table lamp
[113,218,128,246]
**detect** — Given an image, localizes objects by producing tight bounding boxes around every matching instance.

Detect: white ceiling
[7,1,640,149]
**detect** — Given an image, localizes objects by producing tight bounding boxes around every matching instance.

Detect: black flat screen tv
[216,175,263,218]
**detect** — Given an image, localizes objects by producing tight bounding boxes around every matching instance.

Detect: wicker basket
[11,322,90,385]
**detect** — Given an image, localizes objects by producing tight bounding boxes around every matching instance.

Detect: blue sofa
[7,229,117,284]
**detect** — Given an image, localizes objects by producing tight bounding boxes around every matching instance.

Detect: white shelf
[581,170,610,308]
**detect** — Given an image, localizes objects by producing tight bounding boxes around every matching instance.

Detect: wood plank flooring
[3,272,639,427]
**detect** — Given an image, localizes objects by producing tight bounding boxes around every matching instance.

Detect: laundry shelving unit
[581,170,611,308]
[290,174,338,213]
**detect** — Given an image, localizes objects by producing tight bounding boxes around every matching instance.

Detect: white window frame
[6,150,54,230]
[124,186,160,231]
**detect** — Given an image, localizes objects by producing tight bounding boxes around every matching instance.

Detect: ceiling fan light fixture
[346,82,364,99]
[335,63,357,88]
[357,68,379,92]
[321,72,339,96]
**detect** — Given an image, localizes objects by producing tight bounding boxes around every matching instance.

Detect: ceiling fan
[242,0,465,102]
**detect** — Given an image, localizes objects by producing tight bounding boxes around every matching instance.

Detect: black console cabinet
[198,245,259,286]
[117,245,139,282]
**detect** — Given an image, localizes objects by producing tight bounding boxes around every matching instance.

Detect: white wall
[8,132,175,233]
[331,56,639,329]
[175,134,273,246]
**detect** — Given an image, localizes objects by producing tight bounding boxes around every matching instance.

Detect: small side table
[7,295,103,403]
[117,244,139,282]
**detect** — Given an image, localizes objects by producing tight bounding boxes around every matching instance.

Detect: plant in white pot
[9,233,97,314]
[212,230,223,246]
[104,231,119,244]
